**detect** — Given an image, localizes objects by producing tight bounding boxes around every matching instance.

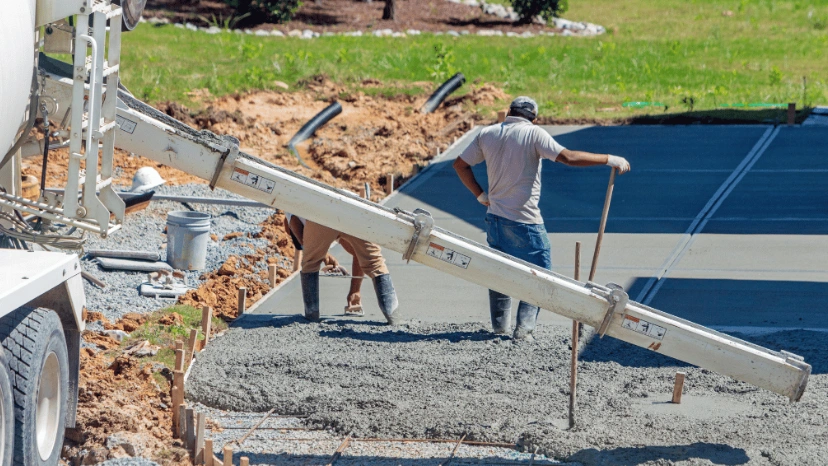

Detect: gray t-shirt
[459,116,566,224]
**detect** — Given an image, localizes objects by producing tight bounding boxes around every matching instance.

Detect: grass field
[122,0,828,120]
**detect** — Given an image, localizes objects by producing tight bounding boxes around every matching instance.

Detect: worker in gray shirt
[453,96,630,340]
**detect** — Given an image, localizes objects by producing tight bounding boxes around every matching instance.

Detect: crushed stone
[187,319,828,465]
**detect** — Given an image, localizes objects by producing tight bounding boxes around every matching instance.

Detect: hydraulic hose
[420,73,466,114]
[39,104,50,195]
[286,102,343,168]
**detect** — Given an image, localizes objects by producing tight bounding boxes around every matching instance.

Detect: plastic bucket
[166,211,211,270]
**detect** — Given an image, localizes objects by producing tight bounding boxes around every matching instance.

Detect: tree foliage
[226,0,303,23]
[510,0,568,24]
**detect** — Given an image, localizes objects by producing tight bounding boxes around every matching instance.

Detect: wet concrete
[188,317,828,465]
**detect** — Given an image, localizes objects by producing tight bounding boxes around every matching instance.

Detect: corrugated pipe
[286,101,343,168]
[420,73,466,114]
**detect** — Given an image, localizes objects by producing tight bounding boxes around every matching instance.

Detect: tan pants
[301,221,389,278]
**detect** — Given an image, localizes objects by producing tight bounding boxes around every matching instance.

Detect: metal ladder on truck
[28,60,813,403]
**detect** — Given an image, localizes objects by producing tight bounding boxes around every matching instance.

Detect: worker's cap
[509,96,538,120]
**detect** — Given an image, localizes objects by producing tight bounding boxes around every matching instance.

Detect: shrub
[226,0,303,23]
[510,0,568,24]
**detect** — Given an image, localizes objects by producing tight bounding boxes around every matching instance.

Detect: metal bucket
[166,211,211,270]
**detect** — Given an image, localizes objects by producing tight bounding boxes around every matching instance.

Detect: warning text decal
[426,243,471,269]
[231,167,276,194]
[622,315,667,341]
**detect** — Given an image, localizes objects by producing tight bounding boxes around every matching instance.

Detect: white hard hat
[129,167,166,193]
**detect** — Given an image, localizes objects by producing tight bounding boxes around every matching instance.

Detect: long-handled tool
[570,167,617,429]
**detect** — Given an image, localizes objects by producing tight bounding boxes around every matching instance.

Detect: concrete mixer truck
[0,1,812,465]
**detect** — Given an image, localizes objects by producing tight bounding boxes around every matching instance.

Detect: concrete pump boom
[109,91,810,401]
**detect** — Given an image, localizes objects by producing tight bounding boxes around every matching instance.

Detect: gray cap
[509,96,538,119]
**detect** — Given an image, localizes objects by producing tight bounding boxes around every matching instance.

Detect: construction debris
[97,257,173,273]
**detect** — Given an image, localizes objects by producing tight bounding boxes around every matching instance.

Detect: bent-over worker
[286,213,401,324]
[285,212,366,316]
[453,96,630,340]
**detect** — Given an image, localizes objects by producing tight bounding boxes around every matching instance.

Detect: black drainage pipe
[286,101,343,168]
[420,73,466,114]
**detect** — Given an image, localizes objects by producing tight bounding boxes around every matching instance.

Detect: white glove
[606,155,631,174]
[477,192,490,206]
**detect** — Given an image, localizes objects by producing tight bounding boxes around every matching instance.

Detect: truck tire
[0,307,68,466]
[0,348,14,466]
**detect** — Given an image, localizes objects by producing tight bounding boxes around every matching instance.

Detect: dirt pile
[66,313,189,465]
[164,77,498,195]
[178,213,295,320]
[24,78,505,200]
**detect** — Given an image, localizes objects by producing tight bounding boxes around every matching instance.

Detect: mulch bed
[144,0,554,33]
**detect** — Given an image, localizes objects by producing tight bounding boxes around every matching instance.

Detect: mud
[187,319,828,465]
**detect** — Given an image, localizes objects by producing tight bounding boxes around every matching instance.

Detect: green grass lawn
[122,0,828,121]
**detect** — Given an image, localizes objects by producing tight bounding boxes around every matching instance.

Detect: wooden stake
[292,249,302,272]
[363,182,371,200]
[240,457,249,466]
[326,435,351,466]
[174,347,184,373]
[201,306,212,352]
[386,174,394,195]
[412,164,421,175]
[268,264,277,287]
[223,446,233,466]
[234,408,276,446]
[178,403,187,441]
[569,241,581,430]
[439,434,467,466]
[672,371,686,404]
[171,383,181,438]
[204,439,214,466]
[186,408,196,458]
[787,102,796,125]
[172,368,184,437]
[497,110,506,122]
[195,412,206,464]
[237,287,247,315]
[589,168,617,282]
[186,328,198,367]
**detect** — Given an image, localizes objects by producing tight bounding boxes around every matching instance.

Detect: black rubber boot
[300,271,321,322]
[488,289,512,334]
[373,274,400,325]
[513,301,540,341]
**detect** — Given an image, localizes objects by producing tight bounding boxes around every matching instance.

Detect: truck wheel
[0,348,14,466]
[0,307,68,466]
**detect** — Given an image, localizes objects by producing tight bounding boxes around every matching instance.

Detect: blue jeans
[485,214,552,334]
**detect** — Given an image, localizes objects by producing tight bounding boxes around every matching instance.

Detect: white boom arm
[111,93,810,402]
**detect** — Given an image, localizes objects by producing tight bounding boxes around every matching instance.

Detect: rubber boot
[513,301,540,341]
[488,290,512,334]
[372,274,400,325]
[300,271,321,322]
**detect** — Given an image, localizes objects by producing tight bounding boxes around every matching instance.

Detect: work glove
[477,192,490,206]
[606,155,631,174]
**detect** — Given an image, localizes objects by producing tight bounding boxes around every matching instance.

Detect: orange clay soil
[23,78,508,197]
[178,212,296,320]
[65,312,190,465]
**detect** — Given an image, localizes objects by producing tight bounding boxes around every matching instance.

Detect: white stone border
[143,11,604,38]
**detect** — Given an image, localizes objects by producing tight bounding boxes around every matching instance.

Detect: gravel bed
[81,183,275,322]
[187,318,828,465]
[190,403,564,465]
[96,459,160,466]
